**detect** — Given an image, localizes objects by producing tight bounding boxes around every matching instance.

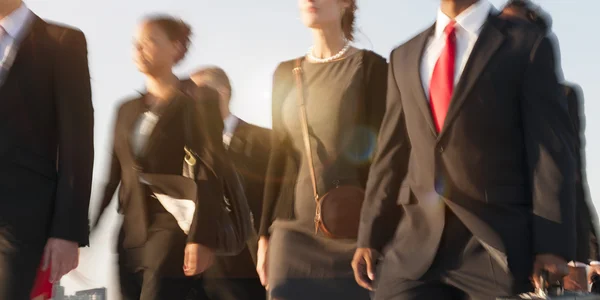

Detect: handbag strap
[292,58,320,203]
[182,96,198,180]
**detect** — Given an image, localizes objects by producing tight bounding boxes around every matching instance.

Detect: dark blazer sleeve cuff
[534,215,576,262]
[50,222,90,247]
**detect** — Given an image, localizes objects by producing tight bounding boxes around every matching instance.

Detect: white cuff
[569,261,588,267]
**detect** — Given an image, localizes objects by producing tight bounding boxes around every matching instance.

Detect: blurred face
[133,21,181,75]
[192,74,229,101]
[298,0,349,31]
[191,73,231,118]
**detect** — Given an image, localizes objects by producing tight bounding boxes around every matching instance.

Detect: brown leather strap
[292,58,321,229]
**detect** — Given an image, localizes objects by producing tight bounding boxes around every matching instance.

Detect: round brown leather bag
[317,185,365,239]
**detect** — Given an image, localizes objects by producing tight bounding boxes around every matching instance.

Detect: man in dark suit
[351,0,576,299]
[0,0,93,299]
[501,0,600,290]
[189,67,270,300]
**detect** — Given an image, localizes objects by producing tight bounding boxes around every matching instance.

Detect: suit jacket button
[438,146,444,153]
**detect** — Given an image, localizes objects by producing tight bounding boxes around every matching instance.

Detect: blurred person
[0,0,94,299]
[257,0,387,299]
[185,67,269,300]
[501,0,600,291]
[352,0,576,299]
[93,15,226,300]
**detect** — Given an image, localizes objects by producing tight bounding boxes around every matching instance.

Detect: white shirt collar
[1,3,32,38]
[435,0,492,38]
[223,114,239,135]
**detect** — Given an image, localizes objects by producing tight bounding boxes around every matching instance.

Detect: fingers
[184,247,198,276]
[588,268,599,283]
[42,244,51,271]
[351,252,374,291]
[365,253,375,281]
[49,249,60,283]
[257,240,269,288]
[42,239,79,283]
[257,256,268,288]
[183,247,190,273]
[531,260,569,290]
[563,276,582,291]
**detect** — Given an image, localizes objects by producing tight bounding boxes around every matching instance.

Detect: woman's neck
[440,0,478,19]
[311,26,347,59]
[145,72,179,103]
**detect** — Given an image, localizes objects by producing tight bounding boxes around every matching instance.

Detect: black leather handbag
[140,94,253,256]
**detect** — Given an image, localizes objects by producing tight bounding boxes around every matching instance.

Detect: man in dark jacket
[0,0,94,298]
[189,66,271,300]
[502,0,600,290]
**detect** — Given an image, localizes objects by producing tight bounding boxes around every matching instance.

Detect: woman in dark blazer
[256,1,387,299]
[93,15,226,300]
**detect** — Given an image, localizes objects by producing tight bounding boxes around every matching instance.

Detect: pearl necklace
[307,40,352,63]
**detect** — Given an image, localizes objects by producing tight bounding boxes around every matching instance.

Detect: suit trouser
[201,237,266,300]
[374,208,532,300]
[118,209,195,300]
[0,226,45,300]
[119,266,194,300]
[202,277,266,300]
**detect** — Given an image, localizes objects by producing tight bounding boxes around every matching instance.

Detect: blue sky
[25,0,600,298]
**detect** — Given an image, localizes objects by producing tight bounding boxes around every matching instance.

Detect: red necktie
[429,21,457,132]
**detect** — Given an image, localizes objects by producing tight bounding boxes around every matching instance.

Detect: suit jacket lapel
[227,119,248,153]
[0,15,39,89]
[0,17,43,123]
[124,96,146,160]
[137,93,186,160]
[409,24,437,136]
[438,14,506,139]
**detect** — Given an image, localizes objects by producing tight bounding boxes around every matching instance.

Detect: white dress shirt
[222,114,239,148]
[420,0,492,97]
[0,3,33,73]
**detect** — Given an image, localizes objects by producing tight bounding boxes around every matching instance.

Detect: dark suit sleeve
[591,230,600,262]
[566,85,600,262]
[187,87,226,247]
[51,29,94,246]
[521,36,576,261]
[357,50,409,252]
[259,63,291,237]
[245,124,272,233]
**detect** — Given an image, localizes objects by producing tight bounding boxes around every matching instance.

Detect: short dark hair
[144,14,192,63]
[503,0,552,33]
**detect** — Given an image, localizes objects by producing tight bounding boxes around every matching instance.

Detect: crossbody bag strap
[293,58,322,233]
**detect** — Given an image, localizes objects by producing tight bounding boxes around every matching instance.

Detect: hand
[588,264,600,284]
[183,243,215,276]
[532,254,570,290]
[351,247,379,291]
[42,238,79,283]
[563,265,587,291]
[256,236,269,289]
